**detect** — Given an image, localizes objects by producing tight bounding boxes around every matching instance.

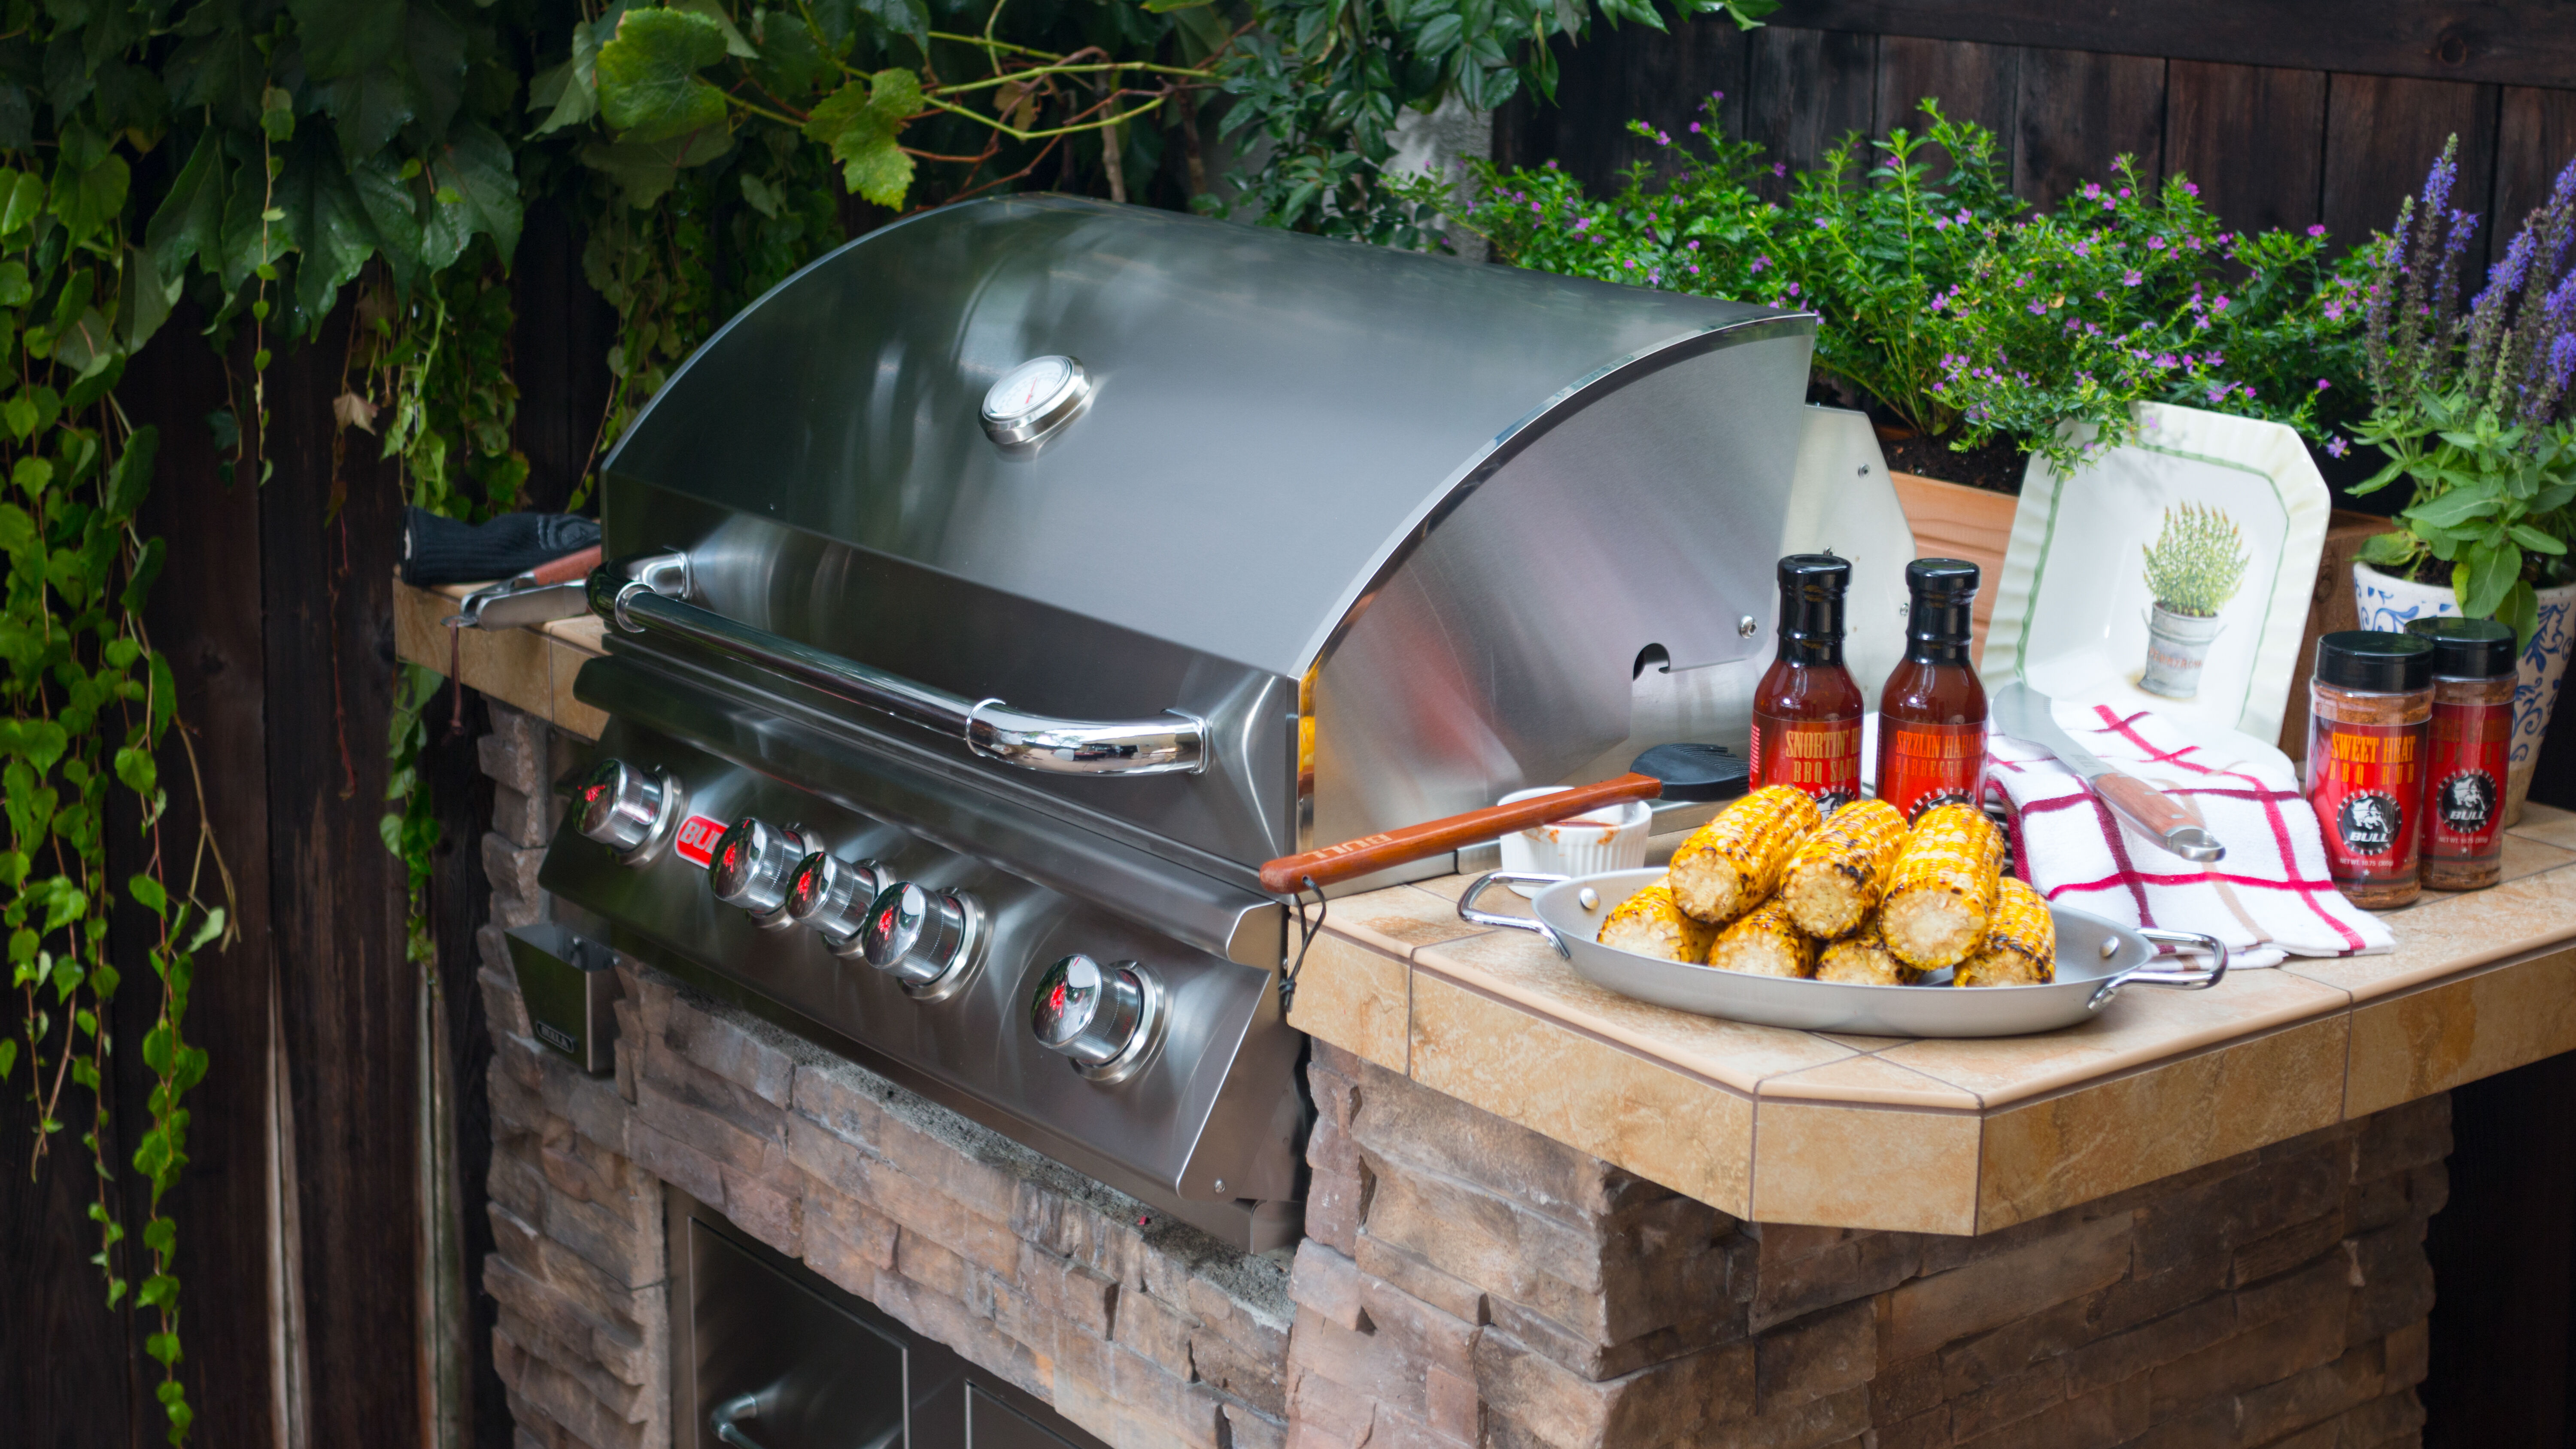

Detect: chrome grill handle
[711,1394,767,1449]
[588,557,1208,777]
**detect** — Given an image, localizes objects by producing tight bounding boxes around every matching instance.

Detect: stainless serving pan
[1458,870,2229,1038]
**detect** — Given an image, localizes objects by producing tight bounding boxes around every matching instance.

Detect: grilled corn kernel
[1955,876,2057,987]
[1880,804,2005,970]
[1780,797,1908,940]
[1668,785,1821,926]
[1815,917,1923,985]
[1597,879,1718,963]
[1706,897,1817,978]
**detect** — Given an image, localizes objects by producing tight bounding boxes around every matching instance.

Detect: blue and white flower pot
[2353,561,2576,826]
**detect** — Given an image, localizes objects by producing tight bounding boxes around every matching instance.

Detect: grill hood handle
[589,553,1207,777]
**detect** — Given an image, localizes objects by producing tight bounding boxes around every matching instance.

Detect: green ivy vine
[0,0,1775,1434]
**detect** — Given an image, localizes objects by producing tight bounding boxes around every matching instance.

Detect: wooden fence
[1498,6,2576,272]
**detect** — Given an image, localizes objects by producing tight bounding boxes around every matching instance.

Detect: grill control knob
[708,818,811,926]
[575,759,683,865]
[857,882,984,998]
[784,852,891,954]
[1030,955,1163,1082]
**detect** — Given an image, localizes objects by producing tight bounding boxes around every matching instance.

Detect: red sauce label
[2421,700,2509,860]
[673,814,727,868]
[2305,718,2426,883]
[1751,711,1862,813]
[1877,720,1988,822]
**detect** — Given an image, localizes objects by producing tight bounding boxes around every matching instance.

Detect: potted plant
[2349,138,2576,822]
[2139,503,2251,697]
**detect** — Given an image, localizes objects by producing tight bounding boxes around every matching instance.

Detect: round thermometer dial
[980,355,1091,448]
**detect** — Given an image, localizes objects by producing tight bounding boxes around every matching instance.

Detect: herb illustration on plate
[2139,503,2250,698]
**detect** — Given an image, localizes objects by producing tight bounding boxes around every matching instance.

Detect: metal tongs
[442,545,603,630]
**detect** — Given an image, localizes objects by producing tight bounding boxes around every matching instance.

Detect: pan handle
[1456,872,1570,958]
[2087,927,2230,1011]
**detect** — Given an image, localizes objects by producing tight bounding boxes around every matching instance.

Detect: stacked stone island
[465,703,2444,1449]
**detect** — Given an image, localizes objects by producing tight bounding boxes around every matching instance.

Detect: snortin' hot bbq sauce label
[1877,720,1989,822]
[2423,701,2510,858]
[2305,718,2424,881]
[1751,711,1862,814]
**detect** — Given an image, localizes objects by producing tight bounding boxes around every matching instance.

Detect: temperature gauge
[980,355,1091,449]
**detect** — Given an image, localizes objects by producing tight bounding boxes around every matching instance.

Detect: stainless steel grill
[538,194,1837,1248]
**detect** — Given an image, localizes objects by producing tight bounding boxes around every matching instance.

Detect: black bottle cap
[1776,553,1850,660]
[1904,557,1980,651]
[2315,631,2434,693]
[2402,617,2515,679]
[1630,742,1751,802]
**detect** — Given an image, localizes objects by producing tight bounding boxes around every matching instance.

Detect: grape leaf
[802,70,920,207]
[596,8,730,145]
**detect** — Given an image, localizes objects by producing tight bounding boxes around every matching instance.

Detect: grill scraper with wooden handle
[1257,772,1665,895]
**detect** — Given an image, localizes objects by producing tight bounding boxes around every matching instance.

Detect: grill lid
[606,194,1803,678]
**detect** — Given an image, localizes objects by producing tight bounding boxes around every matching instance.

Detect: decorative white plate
[1981,403,2330,746]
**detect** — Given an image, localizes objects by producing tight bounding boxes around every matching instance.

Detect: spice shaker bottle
[1751,554,1865,815]
[2404,617,2515,890]
[1876,558,1988,821]
[2305,631,2435,909]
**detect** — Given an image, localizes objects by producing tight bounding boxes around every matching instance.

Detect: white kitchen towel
[1983,702,2395,965]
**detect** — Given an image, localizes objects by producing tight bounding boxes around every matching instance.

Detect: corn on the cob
[1596,879,1718,963]
[1880,803,2005,970]
[1706,897,1817,978]
[1954,876,2056,987]
[1668,785,1820,926]
[1780,797,1908,939]
[1815,917,1923,985]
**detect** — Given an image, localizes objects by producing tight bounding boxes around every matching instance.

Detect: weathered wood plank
[2014,48,2166,210]
[125,316,284,1449]
[261,308,422,1449]
[1874,34,2020,170]
[2490,88,2576,262]
[1492,20,1752,192]
[2321,72,2497,273]
[2163,61,2328,237]
[1773,1,2576,91]
[1744,25,1877,195]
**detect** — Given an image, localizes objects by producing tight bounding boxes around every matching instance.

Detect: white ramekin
[1496,787,1654,895]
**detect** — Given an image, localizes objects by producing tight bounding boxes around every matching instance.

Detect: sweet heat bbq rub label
[2306,719,2424,881]
[2423,701,2510,858]
[1752,711,1862,813]
[1878,721,1989,823]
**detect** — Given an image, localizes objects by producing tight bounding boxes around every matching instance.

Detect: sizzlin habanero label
[1751,711,1862,813]
[2423,701,2510,858]
[1878,721,1988,822]
[2306,719,2425,881]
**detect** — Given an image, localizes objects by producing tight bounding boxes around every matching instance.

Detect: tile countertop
[1288,818,2576,1238]
[392,577,608,739]
[395,573,2576,1238]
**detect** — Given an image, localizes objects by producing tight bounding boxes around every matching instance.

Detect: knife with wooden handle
[1989,681,2225,863]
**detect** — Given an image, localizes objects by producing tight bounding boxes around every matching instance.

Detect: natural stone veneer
[1291,1039,2446,1449]
[471,706,1291,1449]
[470,703,2448,1449]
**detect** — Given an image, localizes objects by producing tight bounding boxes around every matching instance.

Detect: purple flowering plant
[2351,136,2576,642]
[1927,157,2372,472]
[1406,100,2017,437]
[1397,99,2370,475]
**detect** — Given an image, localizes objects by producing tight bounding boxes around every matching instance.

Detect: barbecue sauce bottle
[1750,555,1865,814]
[1876,559,1989,822]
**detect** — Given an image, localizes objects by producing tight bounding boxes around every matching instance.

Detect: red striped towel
[1981,702,2394,966]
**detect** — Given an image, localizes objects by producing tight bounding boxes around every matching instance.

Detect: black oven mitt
[400,508,601,586]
